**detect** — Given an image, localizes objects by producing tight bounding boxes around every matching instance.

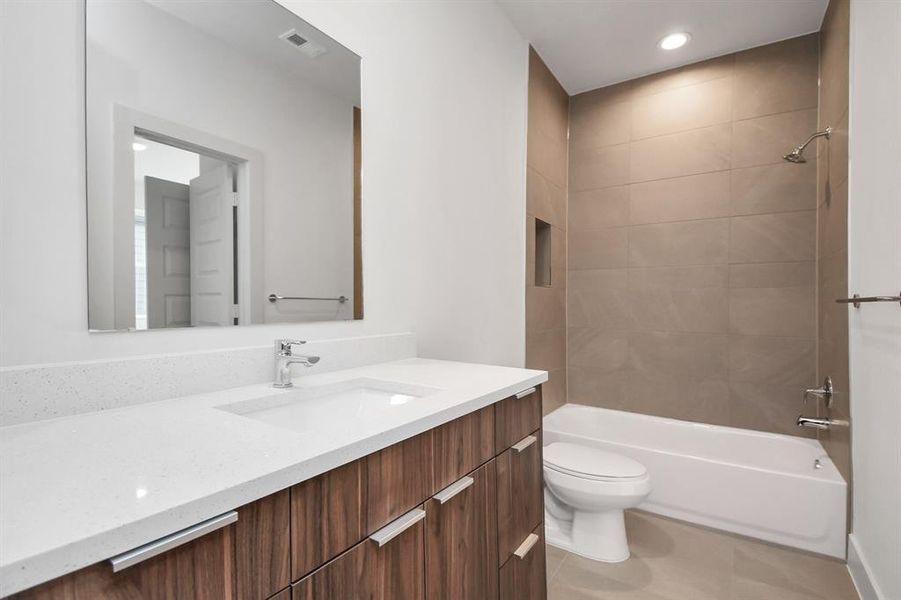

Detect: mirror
[86,0,362,331]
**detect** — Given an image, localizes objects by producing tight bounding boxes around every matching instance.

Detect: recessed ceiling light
[132,142,147,152]
[659,32,690,50]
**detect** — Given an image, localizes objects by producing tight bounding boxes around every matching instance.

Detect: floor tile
[547,511,859,600]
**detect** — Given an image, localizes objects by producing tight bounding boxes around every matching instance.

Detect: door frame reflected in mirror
[88,105,264,331]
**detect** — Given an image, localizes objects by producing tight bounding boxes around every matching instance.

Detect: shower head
[783,147,807,163]
[783,127,832,164]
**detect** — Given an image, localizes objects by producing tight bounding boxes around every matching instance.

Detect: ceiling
[497,0,829,95]
[145,0,360,104]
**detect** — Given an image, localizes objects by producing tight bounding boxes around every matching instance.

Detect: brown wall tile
[731,162,817,216]
[564,36,820,438]
[630,171,730,225]
[729,286,816,337]
[729,212,816,263]
[526,48,569,415]
[569,186,630,231]
[729,261,816,288]
[631,55,734,98]
[570,99,631,151]
[732,108,818,168]
[569,228,628,270]
[732,33,819,120]
[567,269,631,330]
[632,77,733,140]
[629,219,730,267]
[630,124,732,182]
[570,143,630,191]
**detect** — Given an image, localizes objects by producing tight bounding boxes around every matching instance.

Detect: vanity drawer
[495,387,542,454]
[498,523,547,600]
[431,405,494,491]
[292,507,426,600]
[291,458,368,581]
[366,430,434,534]
[496,430,544,564]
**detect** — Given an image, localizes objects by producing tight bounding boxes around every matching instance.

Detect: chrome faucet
[803,376,834,408]
[797,415,849,430]
[273,339,320,388]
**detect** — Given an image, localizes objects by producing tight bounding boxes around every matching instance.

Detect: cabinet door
[366,430,433,533]
[11,523,236,600]
[236,490,290,600]
[495,387,542,454]
[496,430,544,564]
[431,405,494,491]
[498,523,547,600]
[291,458,367,580]
[292,507,425,600]
[424,460,498,600]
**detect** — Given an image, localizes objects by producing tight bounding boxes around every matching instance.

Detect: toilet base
[545,507,631,563]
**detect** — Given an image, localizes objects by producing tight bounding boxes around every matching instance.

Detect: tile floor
[546,511,860,600]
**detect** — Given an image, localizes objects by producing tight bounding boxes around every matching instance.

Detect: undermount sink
[217,378,441,434]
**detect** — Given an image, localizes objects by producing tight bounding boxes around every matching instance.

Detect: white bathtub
[543,404,847,558]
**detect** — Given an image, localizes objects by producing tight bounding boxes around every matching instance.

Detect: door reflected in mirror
[86,0,362,331]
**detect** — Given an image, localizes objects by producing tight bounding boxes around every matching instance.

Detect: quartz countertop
[0,358,546,596]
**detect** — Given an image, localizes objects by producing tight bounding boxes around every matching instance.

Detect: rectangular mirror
[86,0,362,331]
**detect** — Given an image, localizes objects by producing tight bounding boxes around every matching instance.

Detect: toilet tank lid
[544,442,647,479]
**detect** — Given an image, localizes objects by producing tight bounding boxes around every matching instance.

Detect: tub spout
[797,415,849,430]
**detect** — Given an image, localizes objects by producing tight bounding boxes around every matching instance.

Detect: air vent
[283,32,307,48]
[279,29,327,58]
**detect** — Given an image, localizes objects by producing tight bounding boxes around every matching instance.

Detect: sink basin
[217,378,441,435]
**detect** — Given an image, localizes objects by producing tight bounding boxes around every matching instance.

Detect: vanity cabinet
[499,523,547,600]
[8,386,546,600]
[425,461,498,600]
[292,507,426,600]
[10,523,236,599]
[497,430,544,565]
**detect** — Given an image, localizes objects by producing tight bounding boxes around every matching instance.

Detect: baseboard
[847,534,884,600]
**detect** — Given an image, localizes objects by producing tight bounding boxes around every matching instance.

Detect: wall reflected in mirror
[86,0,362,331]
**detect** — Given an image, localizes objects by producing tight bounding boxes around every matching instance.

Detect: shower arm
[793,127,833,154]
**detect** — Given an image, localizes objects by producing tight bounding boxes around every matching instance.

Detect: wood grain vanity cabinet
[8,386,547,600]
[10,523,237,599]
[425,460,498,600]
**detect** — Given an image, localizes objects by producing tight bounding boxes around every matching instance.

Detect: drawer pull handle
[433,476,474,504]
[515,387,537,399]
[109,511,238,572]
[369,508,426,547]
[513,533,540,559]
[512,435,537,453]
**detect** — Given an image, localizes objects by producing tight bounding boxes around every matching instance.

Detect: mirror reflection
[86,0,362,330]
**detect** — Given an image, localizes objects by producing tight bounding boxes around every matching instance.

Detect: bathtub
[543,404,847,558]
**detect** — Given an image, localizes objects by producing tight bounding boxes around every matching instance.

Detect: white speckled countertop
[0,358,546,597]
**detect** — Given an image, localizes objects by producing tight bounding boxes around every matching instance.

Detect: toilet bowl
[543,442,651,562]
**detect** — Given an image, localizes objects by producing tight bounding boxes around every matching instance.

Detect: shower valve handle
[802,376,834,408]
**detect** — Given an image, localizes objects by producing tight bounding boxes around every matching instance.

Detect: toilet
[543,442,651,563]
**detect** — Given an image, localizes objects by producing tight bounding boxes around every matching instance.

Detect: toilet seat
[544,442,647,482]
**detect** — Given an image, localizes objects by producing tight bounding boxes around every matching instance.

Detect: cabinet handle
[369,507,426,547]
[513,533,540,559]
[515,387,537,399]
[433,476,474,504]
[512,434,537,453]
[109,511,238,572]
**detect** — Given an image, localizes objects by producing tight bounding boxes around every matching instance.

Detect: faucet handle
[275,339,306,355]
[802,376,834,407]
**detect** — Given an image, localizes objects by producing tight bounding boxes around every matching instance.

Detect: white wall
[847,2,901,599]
[86,0,355,327]
[0,0,527,369]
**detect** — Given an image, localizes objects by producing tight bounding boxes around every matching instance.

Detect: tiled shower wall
[566,35,821,436]
[817,0,851,482]
[526,48,568,415]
